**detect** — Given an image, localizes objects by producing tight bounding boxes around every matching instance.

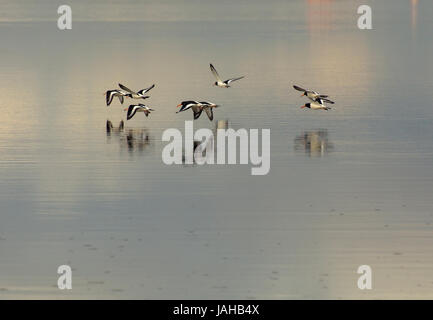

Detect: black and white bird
[176,101,201,112]
[105,89,129,106]
[210,63,244,88]
[124,104,155,120]
[176,101,218,121]
[293,85,334,104]
[176,101,202,119]
[118,83,155,100]
[301,101,331,111]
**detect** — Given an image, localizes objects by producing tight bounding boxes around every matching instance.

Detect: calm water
[1,0,433,299]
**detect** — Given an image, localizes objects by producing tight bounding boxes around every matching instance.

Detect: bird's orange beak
[177,104,182,108]
[301,105,306,109]
[301,93,305,97]
[124,108,128,111]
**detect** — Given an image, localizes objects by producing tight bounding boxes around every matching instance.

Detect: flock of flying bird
[104,63,335,120]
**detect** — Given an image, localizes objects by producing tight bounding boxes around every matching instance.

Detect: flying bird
[210,63,244,88]
[176,101,201,113]
[105,89,129,106]
[118,83,155,100]
[176,101,218,121]
[176,101,203,119]
[300,101,331,111]
[125,104,154,120]
[293,85,334,104]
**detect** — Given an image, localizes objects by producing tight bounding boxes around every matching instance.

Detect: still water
[1,0,433,299]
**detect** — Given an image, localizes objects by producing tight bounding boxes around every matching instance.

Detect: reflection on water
[182,119,229,165]
[411,0,418,30]
[123,128,151,153]
[106,120,124,136]
[183,136,214,165]
[1,0,433,300]
[106,120,151,154]
[294,129,334,157]
[306,0,335,33]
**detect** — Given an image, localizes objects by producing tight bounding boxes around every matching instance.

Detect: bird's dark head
[301,103,311,109]
[177,101,191,112]
[141,96,150,100]
[214,81,218,86]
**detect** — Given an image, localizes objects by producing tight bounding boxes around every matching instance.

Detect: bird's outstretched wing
[117,94,124,104]
[210,64,222,82]
[315,97,334,105]
[106,91,114,106]
[105,91,113,107]
[138,84,155,95]
[192,105,203,120]
[119,83,137,94]
[321,98,334,104]
[314,97,324,105]
[226,76,244,84]
[204,108,214,121]
[127,105,138,120]
[293,85,306,92]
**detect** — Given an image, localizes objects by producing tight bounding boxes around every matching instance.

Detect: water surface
[1,0,433,299]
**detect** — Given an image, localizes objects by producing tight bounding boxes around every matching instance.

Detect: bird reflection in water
[294,129,333,157]
[182,119,229,165]
[122,128,151,153]
[183,134,214,165]
[106,120,124,136]
[106,120,152,154]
